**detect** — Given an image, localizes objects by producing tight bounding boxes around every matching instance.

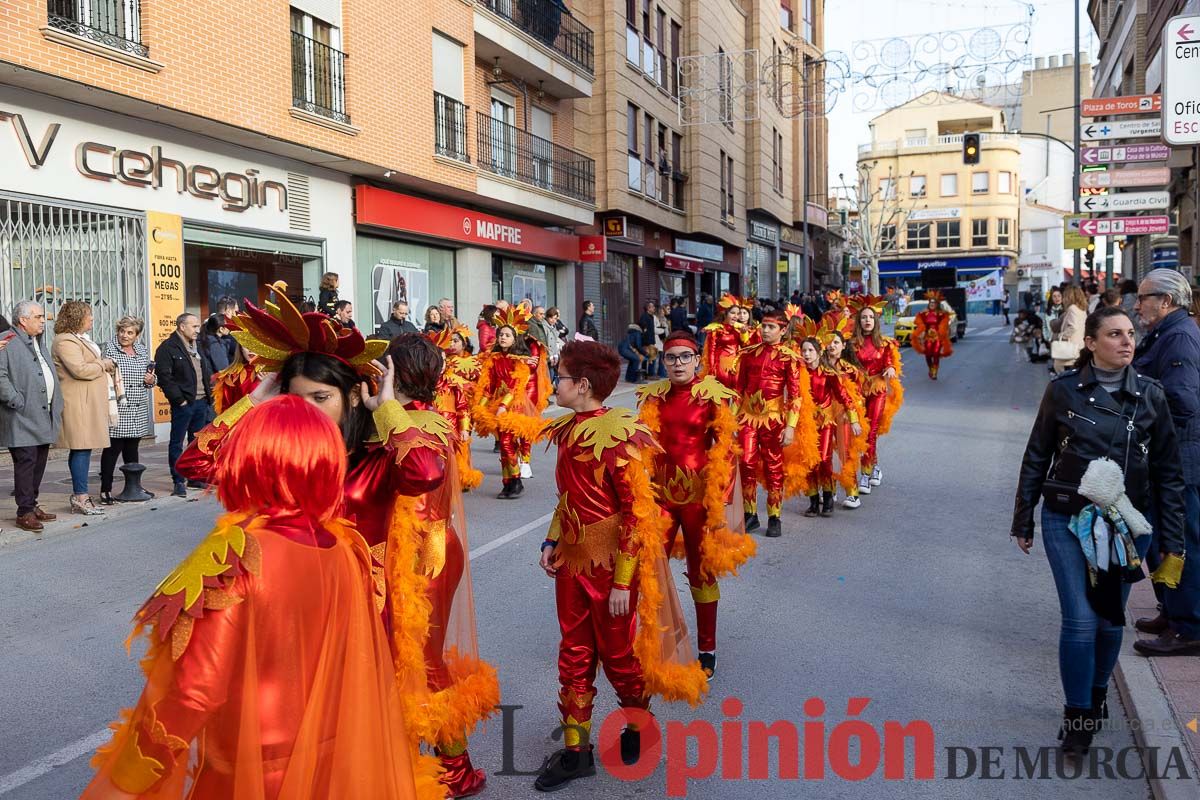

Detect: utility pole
[1072,0,1082,286]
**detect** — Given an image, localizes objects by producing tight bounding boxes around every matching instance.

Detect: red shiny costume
[853,336,899,472]
[436,353,482,490]
[808,365,857,493]
[735,340,804,517]
[210,362,260,415]
[701,322,747,389]
[476,351,539,484]
[544,407,651,750]
[912,308,952,379]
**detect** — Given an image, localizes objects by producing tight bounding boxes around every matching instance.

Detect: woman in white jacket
[1052,285,1089,374]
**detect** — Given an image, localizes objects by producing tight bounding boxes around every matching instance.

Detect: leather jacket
[1011,362,1186,553]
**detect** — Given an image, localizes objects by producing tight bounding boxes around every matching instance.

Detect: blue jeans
[1042,508,1149,708]
[67,449,91,495]
[168,400,211,484]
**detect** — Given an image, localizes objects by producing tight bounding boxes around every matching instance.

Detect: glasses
[1136,293,1165,303]
[557,375,577,383]
[663,353,697,366]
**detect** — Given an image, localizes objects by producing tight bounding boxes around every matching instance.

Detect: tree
[836,160,917,294]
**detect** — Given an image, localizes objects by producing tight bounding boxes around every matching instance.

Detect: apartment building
[0,0,598,340]
[856,94,1021,289]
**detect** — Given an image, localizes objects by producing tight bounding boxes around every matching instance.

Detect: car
[894,301,959,347]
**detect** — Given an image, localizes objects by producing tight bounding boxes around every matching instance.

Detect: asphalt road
[0,316,1159,799]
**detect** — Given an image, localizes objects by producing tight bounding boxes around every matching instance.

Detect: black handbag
[1041,478,1087,515]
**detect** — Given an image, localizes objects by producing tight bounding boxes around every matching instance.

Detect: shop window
[355,236,454,335]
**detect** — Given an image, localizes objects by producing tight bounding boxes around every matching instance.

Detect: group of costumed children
[81,286,903,800]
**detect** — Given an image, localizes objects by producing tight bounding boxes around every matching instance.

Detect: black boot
[509,477,524,497]
[619,726,641,766]
[744,512,760,532]
[766,516,782,537]
[497,480,514,499]
[1058,705,1096,757]
[820,491,834,517]
[534,748,596,792]
[804,495,820,517]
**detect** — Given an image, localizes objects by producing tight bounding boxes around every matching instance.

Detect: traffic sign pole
[1073,0,1082,285]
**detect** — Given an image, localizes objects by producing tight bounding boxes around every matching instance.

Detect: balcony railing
[859,131,1021,156]
[47,0,147,57]
[478,0,594,74]
[434,93,470,163]
[291,31,350,125]
[476,112,594,204]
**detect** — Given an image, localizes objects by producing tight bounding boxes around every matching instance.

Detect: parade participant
[430,323,483,491]
[824,290,854,331]
[536,341,707,792]
[519,305,554,480]
[830,331,869,510]
[177,287,496,798]
[210,342,258,415]
[636,330,754,678]
[82,395,427,800]
[912,289,954,380]
[849,296,904,494]
[700,293,755,388]
[733,309,817,536]
[474,304,545,498]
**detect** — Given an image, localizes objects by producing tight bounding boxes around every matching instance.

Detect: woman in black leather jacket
[1012,305,1186,756]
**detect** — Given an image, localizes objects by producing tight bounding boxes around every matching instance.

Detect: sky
[821,0,1097,198]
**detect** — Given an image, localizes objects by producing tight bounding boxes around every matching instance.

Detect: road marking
[469,512,555,561]
[0,728,112,795]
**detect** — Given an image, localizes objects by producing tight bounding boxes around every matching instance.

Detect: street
[0,317,1173,799]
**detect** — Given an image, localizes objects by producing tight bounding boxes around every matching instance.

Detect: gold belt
[552,509,621,576]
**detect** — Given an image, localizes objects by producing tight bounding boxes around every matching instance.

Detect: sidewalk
[1116,578,1200,799]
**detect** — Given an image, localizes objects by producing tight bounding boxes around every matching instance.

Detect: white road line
[0,729,112,795]
[469,512,555,561]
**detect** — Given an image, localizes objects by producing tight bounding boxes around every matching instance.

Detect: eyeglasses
[1136,293,1166,303]
[557,375,577,383]
[663,353,697,366]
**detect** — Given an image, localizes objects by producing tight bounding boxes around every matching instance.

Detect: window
[801,0,813,41]
[940,173,958,196]
[998,171,1012,194]
[627,104,641,191]
[642,0,654,81]
[720,151,728,218]
[671,132,685,210]
[290,7,349,123]
[656,122,669,202]
[881,224,897,251]
[936,220,961,249]
[910,175,926,197]
[907,222,931,249]
[626,0,640,64]
[879,178,896,200]
[720,150,734,220]
[997,218,1012,247]
[772,128,783,193]
[1029,229,1048,254]
[432,32,466,161]
[727,154,735,218]
[643,113,657,198]
[972,172,989,194]
[718,47,731,123]
[670,21,681,96]
[781,0,793,30]
[904,128,927,143]
[656,8,667,88]
[971,219,988,248]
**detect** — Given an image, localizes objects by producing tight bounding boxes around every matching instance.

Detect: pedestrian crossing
[968,326,1012,337]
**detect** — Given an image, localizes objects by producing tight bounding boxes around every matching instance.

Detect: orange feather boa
[781,367,822,499]
[472,357,545,442]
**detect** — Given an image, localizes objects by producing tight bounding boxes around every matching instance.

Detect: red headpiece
[492,303,531,336]
[663,330,700,353]
[716,293,741,312]
[848,294,889,315]
[925,289,946,305]
[427,322,472,352]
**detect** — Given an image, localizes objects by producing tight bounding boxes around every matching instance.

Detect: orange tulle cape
[472,356,545,441]
[782,367,822,499]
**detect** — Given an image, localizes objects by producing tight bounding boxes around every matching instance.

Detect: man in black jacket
[374,301,420,340]
[155,313,212,497]
[638,301,657,349]
[669,296,689,332]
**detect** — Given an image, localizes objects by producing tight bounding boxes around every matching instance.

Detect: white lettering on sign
[475,220,523,244]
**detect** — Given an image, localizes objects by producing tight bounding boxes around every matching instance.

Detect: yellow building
[856,93,1021,289]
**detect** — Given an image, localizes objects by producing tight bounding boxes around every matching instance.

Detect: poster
[961,269,1005,303]
[511,273,548,310]
[372,260,429,330]
[146,211,184,424]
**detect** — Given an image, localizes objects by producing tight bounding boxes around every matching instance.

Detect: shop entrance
[182,225,324,317]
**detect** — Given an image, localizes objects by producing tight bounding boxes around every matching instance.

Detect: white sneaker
[842,495,862,509]
[858,474,872,495]
[520,461,533,479]
[869,466,883,487]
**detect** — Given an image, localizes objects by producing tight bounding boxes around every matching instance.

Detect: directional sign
[1079,192,1170,213]
[1082,95,1162,116]
[1078,216,1171,237]
[1079,167,1171,189]
[1163,14,1200,144]
[1080,144,1172,165]
[1080,118,1163,141]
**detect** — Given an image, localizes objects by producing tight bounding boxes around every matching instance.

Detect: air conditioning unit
[1017,268,1027,278]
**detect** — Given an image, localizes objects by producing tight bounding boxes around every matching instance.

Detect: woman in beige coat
[1052,285,1089,374]
[51,301,116,515]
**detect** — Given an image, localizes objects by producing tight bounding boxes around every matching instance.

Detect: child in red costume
[912,289,954,380]
[848,296,904,495]
[431,324,484,492]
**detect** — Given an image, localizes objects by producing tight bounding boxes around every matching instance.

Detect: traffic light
[962,133,981,165]
[1083,242,1096,271]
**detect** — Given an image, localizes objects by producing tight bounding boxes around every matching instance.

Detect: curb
[0,490,208,549]
[1113,637,1200,799]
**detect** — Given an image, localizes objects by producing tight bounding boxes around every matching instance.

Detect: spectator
[100,316,155,505]
[577,300,599,341]
[653,303,669,377]
[423,305,444,333]
[1050,286,1086,374]
[51,300,116,516]
[0,301,62,531]
[1012,305,1186,754]
[1086,280,1102,314]
[1119,279,1143,336]
[669,296,688,332]
[1101,288,1122,309]
[317,272,340,316]
[200,313,232,376]
[215,296,239,362]
[541,307,566,385]
[332,300,357,331]
[477,304,498,351]
[638,301,657,355]
[156,312,213,498]
[548,306,569,343]
[527,305,552,352]
[375,301,420,340]
[1131,269,1200,657]
[1002,289,1011,326]
[0,313,9,333]
[437,297,457,328]
[618,323,646,383]
[300,299,318,314]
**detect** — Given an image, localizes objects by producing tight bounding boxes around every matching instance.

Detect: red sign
[355,186,580,262]
[1078,216,1171,236]
[1081,94,1161,116]
[604,217,627,237]
[579,235,607,262]
[664,253,704,273]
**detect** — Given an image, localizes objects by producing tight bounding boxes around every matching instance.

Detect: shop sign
[579,235,607,262]
[603,217,627,237]
[146,211,185,424]
[674,238,724,262]
[749,219,778,243]
[776,259,789,273]
[664,253,703,273]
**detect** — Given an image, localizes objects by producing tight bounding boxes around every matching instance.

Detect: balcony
[476,111,594,215]
[46,0,148,58]
[858,132,1021,158]
[291,31,350,126]
[475,0,594,99]
[434,93,470,163]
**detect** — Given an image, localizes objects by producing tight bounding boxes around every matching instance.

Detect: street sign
[1080,143,1172,165]
[1063,214,1090,249]
[1078,192,1170,212]
[1163,14,1200,144]
[1080,118,1163,141]
[1078,216,1171,237]
[1081,95,1162,116]
[1079,167,1171,188]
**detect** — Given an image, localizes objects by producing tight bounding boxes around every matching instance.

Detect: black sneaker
[186,479,207,489]
[510,478,524,498]
[820,492,834,517]
[172,482,187,498]
[804,496,820,518]
[497,481,514,500]
[620,726,641,766]
[698,651,716,680]
[766,516,782,537]
[744,512,760,532]
[534,748,595,792]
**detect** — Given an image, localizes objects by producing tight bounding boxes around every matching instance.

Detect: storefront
[0,85,353,338]
[353,186,582,337]
[779,224,809,294]
[746,216,781,299]
[674,238,742,304]
[876,255,1014,291]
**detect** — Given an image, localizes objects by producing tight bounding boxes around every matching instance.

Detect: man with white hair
[1131,268,1200,656]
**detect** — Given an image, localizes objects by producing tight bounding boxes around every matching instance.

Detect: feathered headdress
[784,303,803,321]
[427,322,471,352]
[226,282,387,378]
[848,294,889,315]
[825,289,847,309]
[492,304,531,336]
[817,313,852,348]
[925,289,946,305]
[740,295,757,309]
[716,293,741,312]
[791,314,822,342]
